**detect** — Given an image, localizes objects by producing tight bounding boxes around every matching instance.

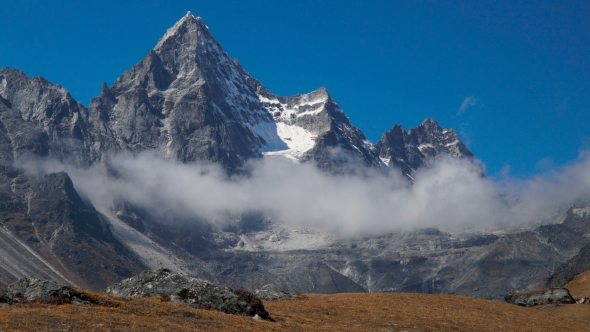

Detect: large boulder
[106,269,270,319]
[254,284,294,300]
[0,277,92,305]
[505,288,575,307]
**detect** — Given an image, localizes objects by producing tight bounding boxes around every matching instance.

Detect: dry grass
[566,270,590,299]
[0,290,589,331]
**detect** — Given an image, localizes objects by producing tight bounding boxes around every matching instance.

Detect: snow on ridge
[418,143,435,152]
[257,90,328,120]
[248,122,316,159]
[250,91,331,161]
[444,140,460,147]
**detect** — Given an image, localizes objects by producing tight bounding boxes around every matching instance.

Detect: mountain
[375,118,474,178]
[85,12,382,174]
[0,12,587,299]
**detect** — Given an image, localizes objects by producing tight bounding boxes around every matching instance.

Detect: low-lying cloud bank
[18,151,590,234]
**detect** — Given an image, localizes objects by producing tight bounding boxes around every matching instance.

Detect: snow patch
[444,140,460,147]
[418,144,435,152]
[249,122,316,159]
[0,77,6,97]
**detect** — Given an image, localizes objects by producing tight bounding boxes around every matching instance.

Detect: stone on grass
[504,288,575,307]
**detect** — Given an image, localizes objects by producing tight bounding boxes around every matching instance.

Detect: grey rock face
[84,13,385,174]
[0,277,71,304]
[505,288,575,307]
[254,284,294,300]
[0,68,92,166]
[86,14,271,171]
[205,216,586,301]
[106,269,269,318]
[0,169,145,290]
[375,118,474,177]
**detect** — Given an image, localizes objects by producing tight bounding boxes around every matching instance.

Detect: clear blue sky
[1,0,589,178]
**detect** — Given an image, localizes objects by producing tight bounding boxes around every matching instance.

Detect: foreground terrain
[0,291,588,331]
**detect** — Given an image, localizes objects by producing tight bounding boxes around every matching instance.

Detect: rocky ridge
[375,118,474,178]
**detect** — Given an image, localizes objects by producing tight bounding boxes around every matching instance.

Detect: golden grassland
[0,289,589,331]
[566,269,590,299]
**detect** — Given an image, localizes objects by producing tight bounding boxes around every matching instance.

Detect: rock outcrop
[106,269,270,319]
[505,288,575,307]
[254,284,294,300]
[0,277,96,306]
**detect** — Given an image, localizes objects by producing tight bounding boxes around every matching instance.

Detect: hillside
[0,291,588,331]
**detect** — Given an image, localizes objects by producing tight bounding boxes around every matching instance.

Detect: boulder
[505,288,575,307]
[106,269,270,319]
[254,284,294,300]
[0,277,91,305]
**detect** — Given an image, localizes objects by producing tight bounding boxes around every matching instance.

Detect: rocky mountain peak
[417,117,442,134]
[375,118,474,177]
[154,11,208,50]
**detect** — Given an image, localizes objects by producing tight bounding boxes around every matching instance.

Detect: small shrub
[45,291,71,305]
[177,288,189,300]
[234,289,272,321]
[159,293,171,302]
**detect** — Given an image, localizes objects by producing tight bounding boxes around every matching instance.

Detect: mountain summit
[86,15,393,172]
[0,14,491,294]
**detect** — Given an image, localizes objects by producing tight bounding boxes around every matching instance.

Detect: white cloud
[458,96,478,115]
[17,150,590,235]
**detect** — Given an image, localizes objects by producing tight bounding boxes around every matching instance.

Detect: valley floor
[0,291,589,331]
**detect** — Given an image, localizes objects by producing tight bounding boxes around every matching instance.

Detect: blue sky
[1,0,588,178]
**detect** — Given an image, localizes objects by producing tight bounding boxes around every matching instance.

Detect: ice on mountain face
[248,121,317,160]
[250,91,335,160]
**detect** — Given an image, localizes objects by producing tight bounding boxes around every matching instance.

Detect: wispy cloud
[458,96,478,115]
[18,149,590,235]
